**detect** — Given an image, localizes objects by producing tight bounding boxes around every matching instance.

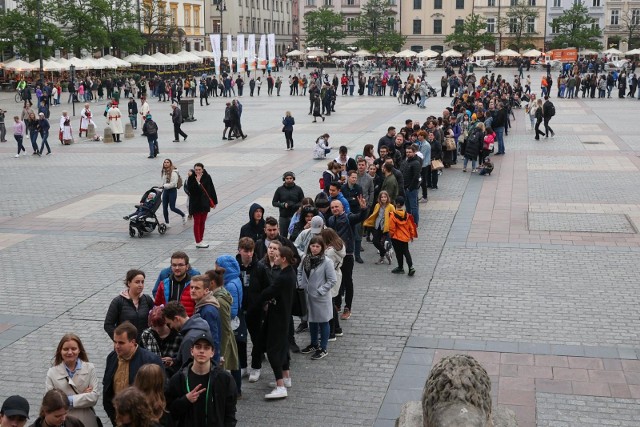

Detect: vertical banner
[258,34,267,69]
[210,34,221,75]
[267,33,276,69]
[237,34,245,74]
[226,34,233,70]
[247,34,256,71]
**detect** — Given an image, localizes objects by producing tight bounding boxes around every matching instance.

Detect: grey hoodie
[176,314,210,368]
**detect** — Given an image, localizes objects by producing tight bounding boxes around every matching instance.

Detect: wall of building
[604,0,640,51]
[473,0,547,51]
[546,0,605,48]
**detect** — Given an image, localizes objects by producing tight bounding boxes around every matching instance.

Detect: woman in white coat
[107,100,124,142]
[320,228,346,340]
[297,236,337,360]
[45,333,100,427]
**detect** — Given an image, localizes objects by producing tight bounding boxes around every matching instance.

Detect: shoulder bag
[199,181,216,208]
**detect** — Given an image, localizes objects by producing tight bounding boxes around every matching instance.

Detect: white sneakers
[264,386,287,400]
[165,223,171,229]
[14,154,19,158]
[268,377,292,388]
[248,368,261,383]
[196,242,209,248]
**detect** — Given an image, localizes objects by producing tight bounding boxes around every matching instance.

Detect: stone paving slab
[527,212,637,234]
[536,392,640,426]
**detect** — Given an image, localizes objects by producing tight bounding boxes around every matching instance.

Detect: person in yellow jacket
[363,191,396,265]
[388,196,418,276]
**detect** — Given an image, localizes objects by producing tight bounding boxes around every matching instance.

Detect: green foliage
[303,6,346,51]
[444,13,495,53]
[352,0,405,53]
[549,2,602,50]
[102,0,144,53]
[0,0,63,59]
[51,0,109,56]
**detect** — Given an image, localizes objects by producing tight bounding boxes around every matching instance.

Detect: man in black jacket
[167,332,237,427]
[542,96,555,138]
[400,144,422,225]
[272,172,305,237]
[239,203,265,242]
[103,322,164,426]
[171,103,188,142]
[377,126,396,155]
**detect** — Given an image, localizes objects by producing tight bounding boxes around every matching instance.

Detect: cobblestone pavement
[0,68,639,426]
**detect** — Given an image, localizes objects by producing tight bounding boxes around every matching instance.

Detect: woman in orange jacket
[388,196,418,276]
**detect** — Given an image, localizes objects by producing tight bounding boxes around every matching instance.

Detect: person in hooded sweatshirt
[235,237,256,380]
[162,301,213,369]
[189,276,221,367]
[239,203,266,242]
[208,257,243,396]
[388,196,418,277]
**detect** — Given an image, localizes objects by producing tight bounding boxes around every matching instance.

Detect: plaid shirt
[140,328,183,359]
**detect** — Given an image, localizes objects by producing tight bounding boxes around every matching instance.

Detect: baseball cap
[310,216,324,234]
[1,395,29,418]
[38,112,44,116]
[191,332,214,348]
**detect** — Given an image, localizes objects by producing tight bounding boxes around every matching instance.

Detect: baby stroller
[125,187,167,238]
[426,83,438,98]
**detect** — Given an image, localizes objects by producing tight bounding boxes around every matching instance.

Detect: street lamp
[216,0,227,39]
[36,0,45,84]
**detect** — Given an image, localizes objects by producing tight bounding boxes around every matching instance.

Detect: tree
[51,0,110,56]
[102,0,145,54]
[0,0,63,59]
[303,7,345,52]
[620,10,640,49]
[549,2,602,50]
[352,0,405,53]
[444,13,495,53]
[498,0,539,51]
[142,0,173,53]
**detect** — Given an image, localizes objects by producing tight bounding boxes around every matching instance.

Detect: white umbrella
[332,50,351,57]
[138,55,157,65]
[417,49,439,58]
[151,52,179,65]
[30,59,65,72]
[177,50,203,63]
[66,56,91,70]
[472,48,495,57]
[123,54,142,64]
[93,57,117,69]
[522,49,542,57]
[395,49,417,58]
[306,50,328,57]
[442,49,462,58]
[377,51,397,58]
[578,49,597,55]
[354,49,372,56]
[602,48,623,55]
[103,55,131,68]
[625,48,640,55]
[498,48,520,57]
[166,53,189,64]
[285,50,303,57]
[81,57,106,69]
[193,50,214,58]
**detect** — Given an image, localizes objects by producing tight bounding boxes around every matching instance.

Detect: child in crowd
[388,196,418,276]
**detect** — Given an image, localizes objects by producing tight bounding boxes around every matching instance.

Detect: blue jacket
[103,347,163,424]
[153,266,200,297]
[328,192,351,214]
[327,209,368,255]
[216,255,243,318]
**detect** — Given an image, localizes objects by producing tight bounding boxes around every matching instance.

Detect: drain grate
[85,241,126,251]
[581,141,603,144]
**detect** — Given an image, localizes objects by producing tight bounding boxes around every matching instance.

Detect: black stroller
[125,187,167,238]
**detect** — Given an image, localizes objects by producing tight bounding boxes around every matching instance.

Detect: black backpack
[548,102,556,117]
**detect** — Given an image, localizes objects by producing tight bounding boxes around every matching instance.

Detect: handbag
[199,182,216,208]
[291,287,307,317]
[444,137,456,151]
[431,159,444,171]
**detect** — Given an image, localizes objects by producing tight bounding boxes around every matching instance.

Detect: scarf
[303,253,325,276]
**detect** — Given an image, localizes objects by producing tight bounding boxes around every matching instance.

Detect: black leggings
[335,254,354,310]
[391,239,413,269]
[372,228,388,257]
[284,130,293,149]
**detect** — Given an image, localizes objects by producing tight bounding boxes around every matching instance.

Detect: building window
[433,0,441,9]
[239,17,243,32]
[633,9,640,26]
[553,0,560,6]
[611,10,619,25]
[306,0,314,5]
[526,17,534,33]
[184,7,190,26]
[550,19,559,34]
[413,19,421,34]
[510,0,517,6]
[239,0,242,6]
[414,0,421,10]
[411,45,422,53]
[455,19,464,33]
[389,0,396,5]
[347,0,356,4]
[488,0,495,6]
[455,0,464,9]
[486,17,495,33]
[509,17,517,33]
[528,0,535,6]
[194,8,199,27]
[324,0,332,6]
[346,17,356,32]
[591,21,599,30]
[593,0,600,6]
[433,19,442,34]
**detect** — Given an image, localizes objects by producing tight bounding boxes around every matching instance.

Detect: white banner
[267,33,276,69]
[226,34,233,68]
[210,34,221,75]
[237,34,245,74]
[247,34,256,71]
[258,34,267,70]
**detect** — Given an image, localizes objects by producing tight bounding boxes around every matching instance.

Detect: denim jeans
[463,157,477,170]
[29,131,39,152]
[162,187,184,224]
[404,188,419,225]
[146,136,157,157]
[129,115,137,130]
[494,126,505,154]
[309,321,330,351]
[39,131,50,154]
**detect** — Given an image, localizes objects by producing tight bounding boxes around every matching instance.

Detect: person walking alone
[160,159,186,227]
[282,111,295,150]
[12,115,26,158]
[186,162,218,248]
[171,103,188,142]
[142,114,159,158]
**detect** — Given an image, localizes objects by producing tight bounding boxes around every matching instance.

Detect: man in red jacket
[154,251,196,316]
